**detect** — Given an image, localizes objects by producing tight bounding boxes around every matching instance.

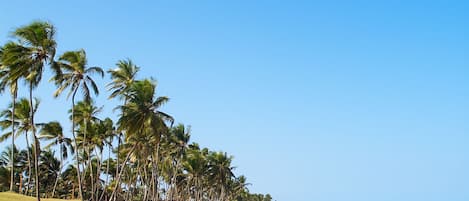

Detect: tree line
[0,21,272,201]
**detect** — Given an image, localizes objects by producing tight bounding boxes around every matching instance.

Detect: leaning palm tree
[2,21,57,201]
[39,121,74,197]
[51,49,103,201]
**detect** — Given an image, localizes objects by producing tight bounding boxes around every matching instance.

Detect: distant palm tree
[62,165,79,199]
[208,152,235,201]
[0,97,39,195]
[0,146,20,191]
[39,121,74,197]
[183,148,208,201]
[51,49,103,201]
[38,149,60,196]
[168,124,191,200]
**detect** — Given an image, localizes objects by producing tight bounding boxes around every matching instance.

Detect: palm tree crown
[51,49,104,101]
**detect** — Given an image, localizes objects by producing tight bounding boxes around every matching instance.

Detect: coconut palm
[0,146,18,191]
[38,121,74,197]
[107,59,140,182]
[38,149,60,196]
[1,21,57,201]
[208,152,235,201]
[183,148,209,201]
[0,45,20,192]
[71,100,102,201]
[0,97,39,195]
[107,59,140,100]
[51,49,103,201]
[62,165,79,199]
[166,124,191,200]
[109,79,173,201]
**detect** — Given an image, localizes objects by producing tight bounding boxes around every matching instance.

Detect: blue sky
[1,1,469,201]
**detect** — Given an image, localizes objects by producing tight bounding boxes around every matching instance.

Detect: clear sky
[1,1,469,201]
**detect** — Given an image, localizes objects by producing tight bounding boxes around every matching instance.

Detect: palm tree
[183,148,209,201]
[71,100,102,200]
[0,146,19,191]
[2,21,57,201]
[39,121,74,197]
[207,152,235,201]
[110,79,173,201]
[0,97,39,195]
[167,124,191,200]
[0,45,20,192]
[38,149,60,196]
[51,49,103,201]
[107,59,139,182]
[107,59,140,100]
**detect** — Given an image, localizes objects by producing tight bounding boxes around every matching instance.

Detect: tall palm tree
[110,79,173,201]
[71,101,103,201]
[51,49,103,201]
[0,45,20,192]
[107,59,139,180]
[2,21,57,201]
[39,121,74,197]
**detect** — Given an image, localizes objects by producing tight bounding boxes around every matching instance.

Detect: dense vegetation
[0,21,272,201]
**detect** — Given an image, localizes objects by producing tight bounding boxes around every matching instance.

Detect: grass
[0,192,79,201]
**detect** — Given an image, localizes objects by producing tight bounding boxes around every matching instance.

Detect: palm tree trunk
[108,144,136,201]
[19,173,23,193]
[155,143,161,201]
[115,133,121,183]
[71,90,84,201]
[25,131,31,195]
[29,82,40,201]
[87,146,95,201]
[115,98,126,193]
[99,146,112,201]
[10,89,17,192]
